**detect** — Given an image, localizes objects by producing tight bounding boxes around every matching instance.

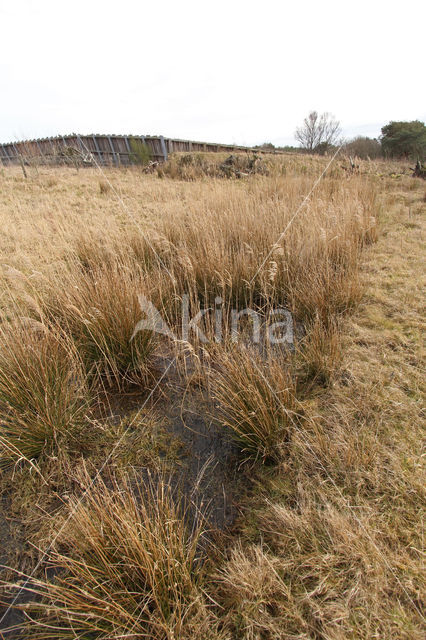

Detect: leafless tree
[295,111,341,153]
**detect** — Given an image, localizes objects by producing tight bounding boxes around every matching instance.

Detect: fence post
[35,140,44,163]
[75,134,86,155]
[124,136,131,165]
[12,143,20,162]
[107,136,118,166]
[0,144,11,165]
[159,135,168,162]
[92,135,103,164]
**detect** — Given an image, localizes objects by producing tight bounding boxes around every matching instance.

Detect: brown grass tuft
[4,473,217,639]
[0,321,92,467]
[210,346,297,462]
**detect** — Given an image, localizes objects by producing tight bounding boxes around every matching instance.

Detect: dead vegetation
[0,154,424,638]
[8,473,216,639]
[157,152,269,180]
[214,177,425,639]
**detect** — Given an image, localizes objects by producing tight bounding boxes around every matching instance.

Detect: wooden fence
[0,134,272,167]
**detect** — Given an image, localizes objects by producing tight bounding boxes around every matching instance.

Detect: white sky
[1,0,425,146]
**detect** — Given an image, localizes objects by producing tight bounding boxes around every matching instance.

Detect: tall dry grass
[209,346,297,462]
[2,156,409,640]
[4,473,217,639]
[0,159,379,361]
[1,262,159,391]
[213,174,425,639]
[0,320,92,467]
[38,259,158,388]
[147,174,378,320]
[0,160,380,468]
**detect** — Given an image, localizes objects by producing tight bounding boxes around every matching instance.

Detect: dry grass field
[0,153,424,638]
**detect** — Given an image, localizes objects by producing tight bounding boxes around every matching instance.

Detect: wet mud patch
[160,382,240,530]
[0,495,27,637]
[99,353,241,529]
[0,356,242,638]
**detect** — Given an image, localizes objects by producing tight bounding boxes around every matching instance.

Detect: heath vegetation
[0,152,424,638]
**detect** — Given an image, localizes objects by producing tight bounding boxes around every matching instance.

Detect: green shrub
[129,138,152,165]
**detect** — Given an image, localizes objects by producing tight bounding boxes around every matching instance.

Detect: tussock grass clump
[98,179,110,195]
[11,474,214,639]
[210,347,297,462]
[37,259,158,388]
[1,259,159,392]
[0,321,91,467]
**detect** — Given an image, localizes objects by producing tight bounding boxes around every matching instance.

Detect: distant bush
[344,136,382,159]
[254,143,305,154]
[254,142,276,150]
[129,138,152,165]
[277,145,305,153]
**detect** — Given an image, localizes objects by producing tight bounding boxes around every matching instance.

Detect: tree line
[257,113,426,160]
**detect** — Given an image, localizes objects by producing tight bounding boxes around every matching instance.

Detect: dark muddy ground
[0,356,241,637]
[0,495,27,637]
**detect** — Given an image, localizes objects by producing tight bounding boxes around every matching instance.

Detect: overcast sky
[1,0,425,147]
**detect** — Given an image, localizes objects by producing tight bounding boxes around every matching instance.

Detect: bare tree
[295,111,341,153]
